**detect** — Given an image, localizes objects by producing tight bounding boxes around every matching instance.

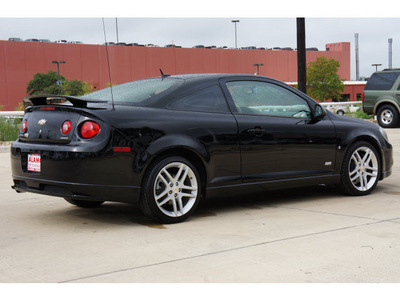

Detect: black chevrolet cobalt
[11,74,393,223]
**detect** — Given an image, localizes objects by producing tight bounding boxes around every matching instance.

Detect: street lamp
[231,20,240,49]
[371,63,382,72]
[51,60,66,94]
[253,63,264,75]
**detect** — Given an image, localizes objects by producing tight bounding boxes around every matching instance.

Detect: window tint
[365,72,400,90]
[168,86,229,113]
[226,81,311,118]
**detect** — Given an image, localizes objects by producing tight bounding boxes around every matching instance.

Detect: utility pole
[355,33,360,80]
[51,60,66,94]
[231,20,239,49]
[253,63,264,75]
[297,18,306,94]
[116,18,119,44]
[372,63,382,72]
[389,38,393,69]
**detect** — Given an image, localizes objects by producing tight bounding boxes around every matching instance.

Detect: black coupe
[11,74,393,223]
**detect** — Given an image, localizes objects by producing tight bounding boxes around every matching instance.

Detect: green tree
[26,70,66,95]
[64,80,86,96]
[306,57,345,102]
[26,71,89,96]
[82,82,95,94]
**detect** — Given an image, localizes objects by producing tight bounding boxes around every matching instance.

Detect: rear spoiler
[24,94,108,108]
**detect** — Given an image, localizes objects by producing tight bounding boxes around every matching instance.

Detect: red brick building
[0,40,352,110]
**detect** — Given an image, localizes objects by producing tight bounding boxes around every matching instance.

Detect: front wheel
[377,104,399,128]
[340,141,381,196]
[140,156,201,224]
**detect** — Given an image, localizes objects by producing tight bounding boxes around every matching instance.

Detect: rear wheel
[340,141,380,196]
[336,109,345,115]
[377,104,399,128]
[140,156,201,223]
[64,198,104,208]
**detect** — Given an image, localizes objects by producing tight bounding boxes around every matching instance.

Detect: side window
[168,85,229,113]
[226,81,311,118]
[365,73,400,90]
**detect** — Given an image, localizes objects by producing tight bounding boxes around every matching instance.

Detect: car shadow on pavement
[33,184,347,227]
[196,184,343,216]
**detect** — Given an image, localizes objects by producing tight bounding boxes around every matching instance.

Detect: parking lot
[0,129,400,283]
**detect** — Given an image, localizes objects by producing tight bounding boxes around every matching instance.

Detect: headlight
[379,126,389,142]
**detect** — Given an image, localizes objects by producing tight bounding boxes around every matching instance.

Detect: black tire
[140,156,201,224]
[336,109,345,115]
[339,141,381,196]
[64,198,104,208]
[377,104,399,128]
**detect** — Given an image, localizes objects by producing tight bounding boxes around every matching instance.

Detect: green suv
[363,69,400,128]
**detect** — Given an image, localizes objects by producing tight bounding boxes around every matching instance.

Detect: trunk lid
[21,107,83,144]
[20,95,108,144]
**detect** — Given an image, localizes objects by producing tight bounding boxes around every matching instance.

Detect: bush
[0,117,21,141]
[353,110,373,120]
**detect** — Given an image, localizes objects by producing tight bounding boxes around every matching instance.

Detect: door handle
[247,127,266,136]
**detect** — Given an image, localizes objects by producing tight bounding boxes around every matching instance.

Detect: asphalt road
[1,130,400,283]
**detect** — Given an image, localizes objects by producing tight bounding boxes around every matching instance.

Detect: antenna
[159,68,170,79]
[102,18,115,110]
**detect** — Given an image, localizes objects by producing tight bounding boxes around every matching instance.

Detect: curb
[0,146,10,153]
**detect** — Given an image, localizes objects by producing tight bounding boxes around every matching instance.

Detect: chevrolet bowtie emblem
[38,119,47,125]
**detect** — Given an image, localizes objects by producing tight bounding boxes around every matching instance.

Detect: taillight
[361,92,365,103]
[40,107,55,111]
[62,120,72,135]
[80,121,100,139]
[21,120,27,133]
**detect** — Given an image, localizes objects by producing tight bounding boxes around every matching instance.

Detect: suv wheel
[377,104,399,128]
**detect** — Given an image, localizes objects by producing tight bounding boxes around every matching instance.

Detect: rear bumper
[11,141,142,203]
[12,175,141,203]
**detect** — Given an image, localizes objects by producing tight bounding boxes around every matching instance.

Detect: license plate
[27,154,41,172]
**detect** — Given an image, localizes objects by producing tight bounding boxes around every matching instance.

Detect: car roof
[168,73,270,83]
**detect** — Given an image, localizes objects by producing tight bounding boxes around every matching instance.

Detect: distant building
[0,40,351,110]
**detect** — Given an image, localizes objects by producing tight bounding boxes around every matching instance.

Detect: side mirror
[314,104,327,119]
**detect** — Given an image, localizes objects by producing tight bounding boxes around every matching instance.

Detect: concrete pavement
[0,130,400,283]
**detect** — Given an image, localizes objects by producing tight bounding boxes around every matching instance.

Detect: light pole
[371,63,382,72]
[51,60,66,94]
[231,20,239,49]
[253,63,264,75]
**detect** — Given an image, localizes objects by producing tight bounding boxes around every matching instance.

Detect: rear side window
[168,86,229,113]
[365,72,400,90]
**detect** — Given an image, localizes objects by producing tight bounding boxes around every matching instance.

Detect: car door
[220,77,337,183]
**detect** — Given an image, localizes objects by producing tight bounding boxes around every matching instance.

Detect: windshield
[81,77,184,105]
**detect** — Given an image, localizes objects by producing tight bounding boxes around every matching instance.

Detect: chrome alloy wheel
[380,109,394,125]
[153,162,198,218]
[348,146,379,192]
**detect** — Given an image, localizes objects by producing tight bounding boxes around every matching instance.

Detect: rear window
[364,72,400,90]
[81,77,184,105]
